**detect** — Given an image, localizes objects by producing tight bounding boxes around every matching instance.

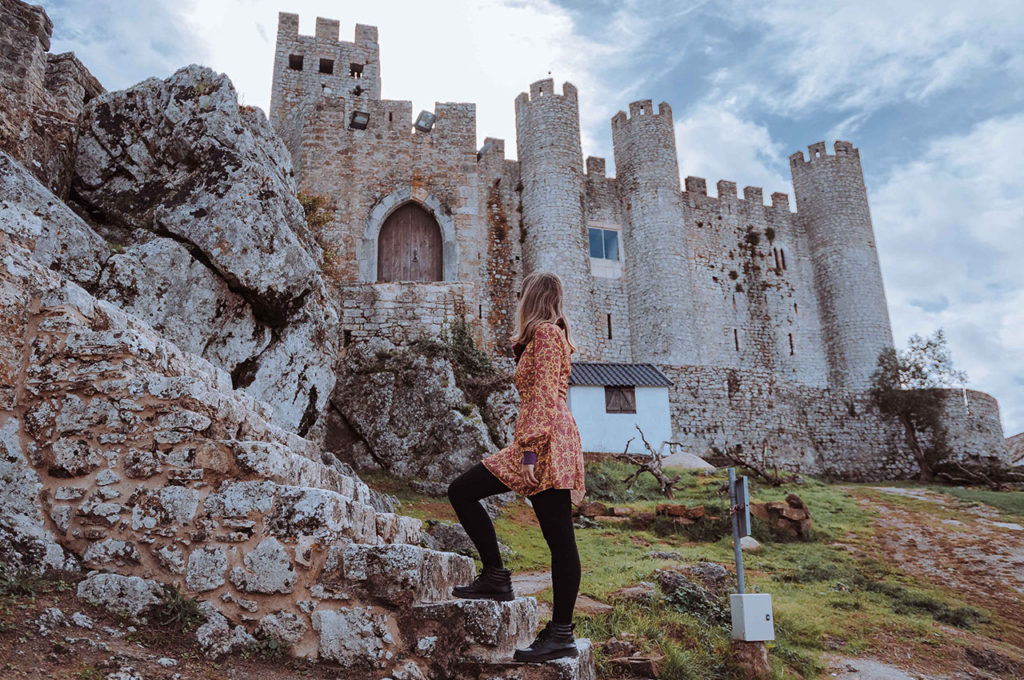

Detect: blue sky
[38,0,1024,436]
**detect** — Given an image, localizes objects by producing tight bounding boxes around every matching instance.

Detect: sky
[37,0,1024,436]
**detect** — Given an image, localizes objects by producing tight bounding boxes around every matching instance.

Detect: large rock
[0,150,108,288]
[71,64,336,432]
[329,337,500,482]
[0,415,76,573]
[76,573,164,622]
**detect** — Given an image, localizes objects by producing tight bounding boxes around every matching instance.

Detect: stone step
[469,639,596,680]
[407,597,538,665]
[202,479,421,548]
[316,542,476,606]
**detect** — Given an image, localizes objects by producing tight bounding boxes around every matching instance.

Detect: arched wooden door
[376,202,444,282]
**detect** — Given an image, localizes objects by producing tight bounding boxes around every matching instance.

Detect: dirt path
[833,485,1024,679]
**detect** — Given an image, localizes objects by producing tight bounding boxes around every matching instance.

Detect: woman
[446,271,586,663]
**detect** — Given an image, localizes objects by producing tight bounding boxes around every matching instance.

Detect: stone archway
[376,202,443,282]
[359,187,459,282]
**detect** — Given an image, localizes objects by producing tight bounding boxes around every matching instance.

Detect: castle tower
[269,13,380,165]
[790,140,895,391]
[611,100,698,365]
[514,79,599,358]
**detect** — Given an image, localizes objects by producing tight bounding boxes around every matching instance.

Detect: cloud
[39,0,206,90]
[674,103,791,196]
[725,0,1024,119]
[872,113,1024,435]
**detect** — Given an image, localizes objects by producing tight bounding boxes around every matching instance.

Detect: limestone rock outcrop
[69,64,336,433]
[328,336,505,482]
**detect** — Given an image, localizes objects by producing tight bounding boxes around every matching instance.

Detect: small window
[349,62,364,78]
[734,328,740,351]
[288,54,304,71]
[588,227,620,260]
[788,333,794,355]
[604,386,636,414]
[780,249,787,270]
[319,58,334,74]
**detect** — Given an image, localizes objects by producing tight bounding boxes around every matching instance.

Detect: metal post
[729,467,746,594]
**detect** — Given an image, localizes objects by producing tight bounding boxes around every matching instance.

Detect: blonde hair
[511,272,577,354]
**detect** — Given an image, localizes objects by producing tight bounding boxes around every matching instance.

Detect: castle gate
[376,202,443,281]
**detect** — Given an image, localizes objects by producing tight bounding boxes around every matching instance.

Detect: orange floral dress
[483,321,587,506]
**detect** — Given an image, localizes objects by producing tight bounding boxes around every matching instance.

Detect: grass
[363,461,1017,678]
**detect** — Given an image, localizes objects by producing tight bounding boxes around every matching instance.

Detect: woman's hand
[521,463,539,486]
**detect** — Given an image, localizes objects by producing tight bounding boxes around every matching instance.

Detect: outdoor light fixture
[414,110,436,132]
[350,110,370,130]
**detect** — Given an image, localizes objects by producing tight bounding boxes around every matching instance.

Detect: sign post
[728,467,775,642]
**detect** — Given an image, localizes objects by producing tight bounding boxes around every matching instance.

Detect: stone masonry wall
[681,178,830,387]
[0,0,104,195]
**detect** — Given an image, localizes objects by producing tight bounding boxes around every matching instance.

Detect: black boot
[513,621,578,662]
[452,565,514,602]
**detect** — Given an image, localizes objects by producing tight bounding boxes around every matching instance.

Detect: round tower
[611,100,698,365]
[514,79,599,357]
[790,140,894,392]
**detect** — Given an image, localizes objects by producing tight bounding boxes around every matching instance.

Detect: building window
[734,328,740,351]
[606,313,613,339]
[604,386,636,414]
[588,227,619,260]
[780,249,787,270]
[288,54,304,70]
[788,333,794,355]
[319,58,334,74]
[349,62,364,78]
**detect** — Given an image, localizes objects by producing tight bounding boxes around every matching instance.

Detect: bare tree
[614,424,682,499]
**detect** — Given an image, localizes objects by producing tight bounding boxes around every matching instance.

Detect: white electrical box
[730,593,775,641]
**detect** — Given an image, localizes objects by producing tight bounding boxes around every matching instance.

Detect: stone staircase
[0,230,594,678]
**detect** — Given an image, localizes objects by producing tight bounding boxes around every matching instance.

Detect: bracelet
[521,450,537,465]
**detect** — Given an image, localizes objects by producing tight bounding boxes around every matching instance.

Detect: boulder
[329,337,500,481]
[0,151,108,289]
[70,64,337,432]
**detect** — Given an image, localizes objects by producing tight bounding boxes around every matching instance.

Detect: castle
[268,13,1007,478]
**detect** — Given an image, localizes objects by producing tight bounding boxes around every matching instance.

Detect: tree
[869,329,968,482]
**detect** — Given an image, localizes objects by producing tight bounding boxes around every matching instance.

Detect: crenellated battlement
[276,12,378,44]
[586,156,606,177]
[610,100,672,129]
[789,139,860,167]
[514,78,578,107]
[682,176,791,211]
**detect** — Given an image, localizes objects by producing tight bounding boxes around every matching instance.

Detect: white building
[567,363,674,455]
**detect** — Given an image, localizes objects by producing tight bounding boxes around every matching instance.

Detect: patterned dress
[483,321,587,506]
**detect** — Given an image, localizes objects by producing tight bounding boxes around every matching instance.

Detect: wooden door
[377,202,443,281]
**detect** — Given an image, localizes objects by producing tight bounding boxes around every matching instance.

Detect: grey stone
[312,607,393,667]
[76,573,163,622]
[229,537,296,594]
[186,546,227,592]
[255,611,306,645]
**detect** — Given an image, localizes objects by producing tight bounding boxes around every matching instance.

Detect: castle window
[788,333,794,355]
[794,302,798,314]
[773,248,781,270]
[606,313,613,339]
[734,328,739,351]
[319,58,334,74]
[604,386,636,414]
[588,227,619,260]
[288,54,304,70]
[349,62,364,78]
[780,249,787,270]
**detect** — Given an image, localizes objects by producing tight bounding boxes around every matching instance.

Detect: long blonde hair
[511,272,577,354]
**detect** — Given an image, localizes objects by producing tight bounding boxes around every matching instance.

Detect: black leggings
[447,462,581,625]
